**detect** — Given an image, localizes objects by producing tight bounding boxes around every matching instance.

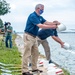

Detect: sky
[1,0,75,32]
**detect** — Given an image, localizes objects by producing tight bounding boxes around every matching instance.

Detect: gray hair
[35,4,44,10]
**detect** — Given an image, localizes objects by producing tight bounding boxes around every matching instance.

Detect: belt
[25,32,36,38]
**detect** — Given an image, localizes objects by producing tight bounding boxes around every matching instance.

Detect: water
[19,32,75,75]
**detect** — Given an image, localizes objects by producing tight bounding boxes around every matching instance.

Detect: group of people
[0,22,13,48]
[22,4,64,75]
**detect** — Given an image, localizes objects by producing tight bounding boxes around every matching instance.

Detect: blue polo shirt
[24,12,46,36]
[37,29,58,40]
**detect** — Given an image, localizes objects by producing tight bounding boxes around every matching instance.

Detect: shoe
[49,60,53,64]
[22,72,33,75]
[32,69,43,73]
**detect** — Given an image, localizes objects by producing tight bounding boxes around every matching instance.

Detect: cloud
[1,0,75,32]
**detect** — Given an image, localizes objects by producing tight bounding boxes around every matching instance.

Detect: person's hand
[53,20,61,25]
[52,25,58,29]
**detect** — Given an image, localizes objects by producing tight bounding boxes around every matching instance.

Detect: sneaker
[22,72,33,75]
[49,60,53,64]
[32,69,43,73]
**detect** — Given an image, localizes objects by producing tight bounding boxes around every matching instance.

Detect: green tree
[0,18,3,28]
[0,0,10,15]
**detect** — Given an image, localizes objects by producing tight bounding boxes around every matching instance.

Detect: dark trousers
[5,35,12,48]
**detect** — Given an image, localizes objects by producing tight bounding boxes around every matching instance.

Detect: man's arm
[51,36,64,47]
[37,23,57,29]
[7,29,12,32]
[44,21,56,25]
[7,27,13,33]
[44,21,60,25]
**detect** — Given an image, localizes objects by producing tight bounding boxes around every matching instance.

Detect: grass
[0,34,21,74]
[62,68,70,75]
[0,34,21,64]
[0,47,21,64]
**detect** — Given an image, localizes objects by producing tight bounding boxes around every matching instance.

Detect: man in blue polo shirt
[37,29,64,63]
[22,4,60,75]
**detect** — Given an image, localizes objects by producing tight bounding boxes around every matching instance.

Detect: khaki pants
[37,37,51,60]
[22,33,39,73]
